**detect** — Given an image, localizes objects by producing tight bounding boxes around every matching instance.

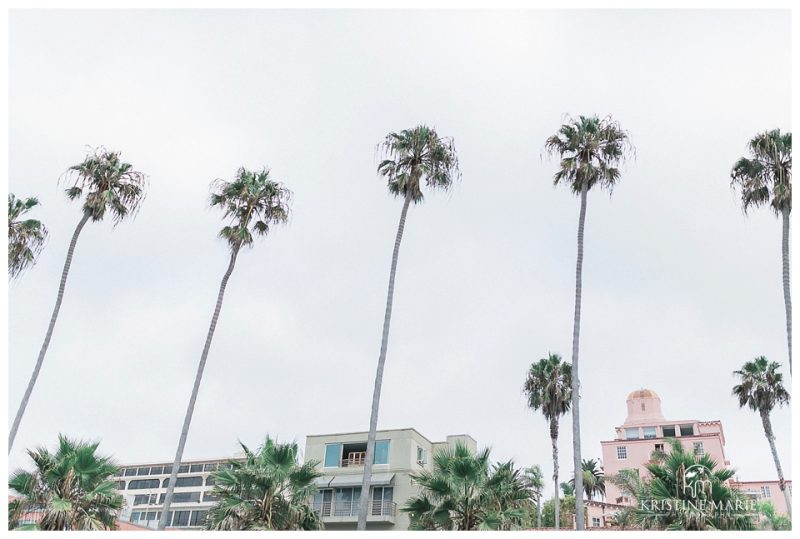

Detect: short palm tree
[205,437,322,530]
[522,465,545,528]
[357,125,459,529]
[8,435,123,530]
[544,115,632,529]
[159,168,291,529]
[635,439,753,530]
[730,130,792,373]
[8,149,146,452]
[732,356,791,516]
[523,352,572,529]
[403,443,531,530]
[8,193,48,279]
[570,458,605,501]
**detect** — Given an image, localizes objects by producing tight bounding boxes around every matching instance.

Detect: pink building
[586,389,791,528]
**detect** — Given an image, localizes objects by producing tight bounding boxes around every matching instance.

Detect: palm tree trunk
[551,418,560,530]
[8,211,91,453]
[571,185,587,529]
[781,207,791,374]
[157,246,240,530]
[760,410,791,517]
[536,490,542,529]
[356,193,412,531]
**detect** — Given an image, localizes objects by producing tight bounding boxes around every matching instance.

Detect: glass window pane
[149,466,163,475]
[204,463,218,472]
[374,440,390,464]
[178,465,189,473]
[124,468,137,477]
[190,464,203,473]
[324,444,341,467]
[662,426,676,437]
[625,428,639,440]
[137,467,151,476]
[680,424,694,436]
[190,510,207,527]
[643,427,657,439]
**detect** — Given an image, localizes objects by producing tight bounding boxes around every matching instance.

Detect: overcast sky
[8,9,791,491]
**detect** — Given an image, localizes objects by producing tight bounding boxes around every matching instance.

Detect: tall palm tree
[403,443,531,530]
[730,130,792,373]
[523,352,572,529]
[569,458,605,501]
[544,115,632,529]
[8,193,48,279]
[8,435,123,530]
[205,436,322,530]
[357,125,459,530]
[732,356,791,516]
[522,465,545,528]
[158,168,291,529]
[8,149,147,452]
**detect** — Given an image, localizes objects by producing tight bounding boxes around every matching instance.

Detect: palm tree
[730,130,792,373]
[357,125,459,530]
[8,193,48,279]
[633,439,753,530]
[756,501,791,530]
[8,435,123,530]
[204,437,322,530]
[544,115,632,529]
[403,443,531,530]
[523,352,572,529]
[732,356,791,516]
[522,465,544,528]
[8,149,147,453]
[158,168,291,529]
[569,458,605,501]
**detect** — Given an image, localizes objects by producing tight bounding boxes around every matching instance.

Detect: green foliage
[523,353,572,426]
[377,124,460,204]
[544,115,633,195]
[541,495,576,529]
[8,435,122,530]
[733,356,790,415]
[210,167,291,251]
[560,481,575,497]
[610,440,754,530]
[569,458,605,501]
[205,436,323,530]
[757,501,791,530]
[730,129,792,215]
[8,193,48,279]
[403,443,532,530]
[63,147,147,223]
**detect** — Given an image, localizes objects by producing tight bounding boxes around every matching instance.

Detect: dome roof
[627,388,659,400]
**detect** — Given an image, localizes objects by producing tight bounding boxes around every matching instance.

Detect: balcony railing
[312,499,397,519]
[341,452,367,467]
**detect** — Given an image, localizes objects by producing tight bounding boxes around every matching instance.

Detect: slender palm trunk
[8,211,90,453]
[356,193,412,530]
[536,492,542,529]
[571,186,587,529]
[158,246,240,530]
[551,420,560,530]
[781,207,791,374]
[760,410,791,517]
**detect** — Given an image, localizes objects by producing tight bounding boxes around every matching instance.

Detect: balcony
[342,452,367,467]
[312,499,397,524]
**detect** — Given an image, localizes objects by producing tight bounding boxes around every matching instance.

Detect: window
[149,466,163,475]
[617,446,628,460]
[172,511,191,527]
[133,494,158,505]
[371,486,394,515]
[145,512,159,526]
[204,463,218,472]
[124,468,137,477]
[203,492,219,502]
[131,512,141,523]
[117,480,126,490]
[374,440,390,465]
[178,465,190,473]
[206,476,216,486]
[137,467,151,476]
[625,428,640,440]
[654,443,664,453]
[159,492,201,504]
[416,446,427,464]
[163,476,203,488]
[761,486,771,498]
[324,444,341,468]
[643,427,657,439]
[592,517,601,527]
[190,510,208,527]
[160,511,173,527]
[334,487,362,516]
[693,442,704,456]
[662,426,676,438]
[127,479,160,490]
[190,464,204,473]
[680,424,694,436]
